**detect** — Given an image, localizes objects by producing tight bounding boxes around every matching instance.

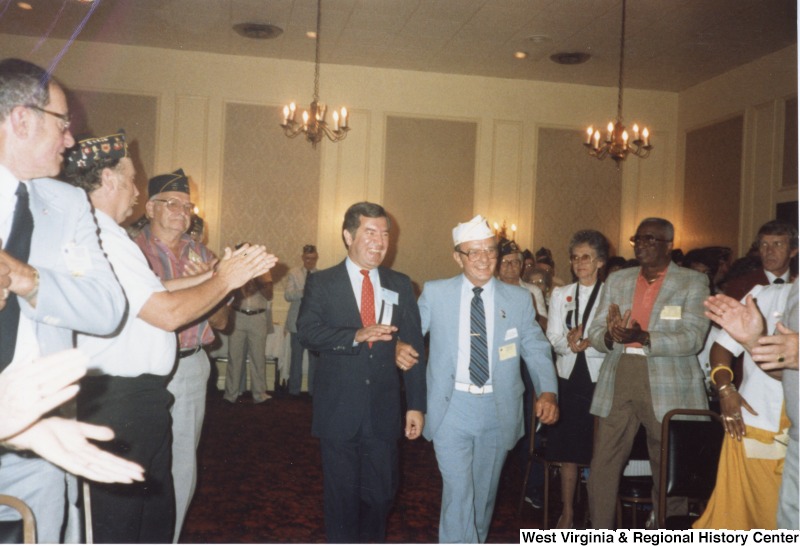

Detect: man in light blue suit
[0,58,126,542]
[398,214,558,543]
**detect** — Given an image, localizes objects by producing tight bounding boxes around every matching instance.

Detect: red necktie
[360,270,375,347]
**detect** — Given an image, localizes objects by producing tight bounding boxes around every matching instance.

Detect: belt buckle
[468,384,484,395]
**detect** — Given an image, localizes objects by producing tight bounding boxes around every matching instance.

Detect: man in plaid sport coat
[586,217,710,529]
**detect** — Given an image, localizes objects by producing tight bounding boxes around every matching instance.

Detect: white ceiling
[1,0,796,92]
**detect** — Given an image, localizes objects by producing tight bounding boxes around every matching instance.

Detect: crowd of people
[0,54,797,545]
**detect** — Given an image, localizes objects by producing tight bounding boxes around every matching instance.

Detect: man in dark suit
[725,220,797,300]
[297,202,426,543]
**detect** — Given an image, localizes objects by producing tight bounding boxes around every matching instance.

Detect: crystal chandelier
[280,0,349,148]
[584,0,652,165]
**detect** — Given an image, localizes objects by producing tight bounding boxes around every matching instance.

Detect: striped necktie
[469,286,489,387]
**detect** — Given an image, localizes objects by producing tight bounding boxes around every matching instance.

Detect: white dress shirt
[76,210,176,376]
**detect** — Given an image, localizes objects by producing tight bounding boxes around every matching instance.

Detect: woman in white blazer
[545,230,609,529]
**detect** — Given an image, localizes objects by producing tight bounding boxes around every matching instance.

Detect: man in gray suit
[285,243,318,395]
[587,217,710,529]
[398,214,558,543]
[0,58,127,541]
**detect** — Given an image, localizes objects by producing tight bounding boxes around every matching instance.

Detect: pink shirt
[628,269,665,348]
[134,224,216,349]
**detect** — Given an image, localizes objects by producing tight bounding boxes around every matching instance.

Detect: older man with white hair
[398,214,558,543]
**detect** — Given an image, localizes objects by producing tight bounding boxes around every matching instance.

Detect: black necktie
[0,183,34,369]
[774,278,785,284]
[469,287,489,387]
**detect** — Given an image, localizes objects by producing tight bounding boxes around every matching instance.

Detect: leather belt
[234,308,267,316]
[454,382,493,395]
[179,346,203,358]
[623,346,646,356]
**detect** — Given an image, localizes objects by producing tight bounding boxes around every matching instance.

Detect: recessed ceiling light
[306,31,317,39]
[17,2,33,10]
[514,51,529,60]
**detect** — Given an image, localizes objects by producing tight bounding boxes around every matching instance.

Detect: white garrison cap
[452,215,494,246]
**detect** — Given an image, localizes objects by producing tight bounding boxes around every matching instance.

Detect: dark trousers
[319,431,399,543]
[78,374,175,544]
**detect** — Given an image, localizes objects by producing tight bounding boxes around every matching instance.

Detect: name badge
[381,288,399,306]
[505,328,518,341]
[499,343,517,361]
[379,301,393,326]
[660,306,682,320]
[63,242,91,276]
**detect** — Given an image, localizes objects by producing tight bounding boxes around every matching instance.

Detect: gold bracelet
[710,365,734,385]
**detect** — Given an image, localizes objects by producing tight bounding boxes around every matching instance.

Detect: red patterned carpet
[180,388,546,543]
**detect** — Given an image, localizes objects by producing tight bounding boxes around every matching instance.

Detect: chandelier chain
[616,0,626,123]
[313,0,321,103]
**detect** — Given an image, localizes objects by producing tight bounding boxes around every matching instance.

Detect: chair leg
[543,462,551,530]
[518,457,533,515]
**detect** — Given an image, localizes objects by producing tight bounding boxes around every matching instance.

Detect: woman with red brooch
[545,230,610,528]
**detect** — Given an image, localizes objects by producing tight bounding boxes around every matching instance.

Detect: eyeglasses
[500,258,522,267]
[457,247,499,262]
[570,254,596,264]
[759,240,789,251]
[24,104,71,132]
[151,198,195,214]
[629,234,672,247]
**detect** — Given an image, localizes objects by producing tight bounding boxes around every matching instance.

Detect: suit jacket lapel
[334,261,362,326]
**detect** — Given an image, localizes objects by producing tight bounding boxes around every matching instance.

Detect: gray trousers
[433,390,505,543]
[168,350,210,542]
[0,453,66,543]
[225,311,269,402]
[778,436,799,529]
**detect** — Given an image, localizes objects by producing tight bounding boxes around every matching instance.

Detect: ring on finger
[779,355,786,363]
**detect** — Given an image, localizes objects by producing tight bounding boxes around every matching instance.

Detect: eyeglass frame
[24,104,71,132]
[499,256,522,267]
[569,253,597,264]
[629,234,673,247]
[456,247,499,262]
[150,198,195,214]
[758,239,790,251]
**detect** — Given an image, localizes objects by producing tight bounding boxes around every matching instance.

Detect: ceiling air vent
[233,23,283,40]
[550,52,591,65]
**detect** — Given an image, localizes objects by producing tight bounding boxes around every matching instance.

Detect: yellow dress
[692,411,789,530]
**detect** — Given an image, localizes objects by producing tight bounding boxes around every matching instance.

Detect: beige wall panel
[67,89,157,224]
[782,97,798,192]
[678,46,797,255]
[534,128,622,278]
[681,117,743,253]
[383,116,477,289]
[221,102,320,282]
[174,96,209,215]
[741,101,781,251]
[489,121,523,229]
[316,109,372,269]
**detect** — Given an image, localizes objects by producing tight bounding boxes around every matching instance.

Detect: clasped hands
[605,304,648,346]
[567,325,590,353]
